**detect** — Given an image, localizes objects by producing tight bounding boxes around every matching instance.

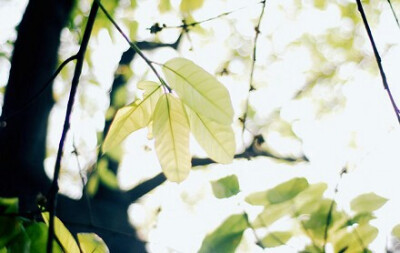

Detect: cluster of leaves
[0,198,108,253]
[200,176,399,253]
[102,57,236,182]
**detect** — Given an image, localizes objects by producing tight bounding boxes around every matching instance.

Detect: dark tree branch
[356,0,400,124]
[47,2,99,252]
[387,0,400,30]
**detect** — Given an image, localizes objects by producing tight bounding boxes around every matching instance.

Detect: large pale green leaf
[77,233,109,253]
[350,193,388,213]
[198,214,248,253]
[180,0,204,12]
[153,94,191,182]
[261,231,292,248]
[185,106,235,164]
[42,212,80,253]
[253,202,291,228]
[163,58,233,124]
[102,81,162,153]
[294,183,327,214]
[211,175,240,199]
[246,178,309,206]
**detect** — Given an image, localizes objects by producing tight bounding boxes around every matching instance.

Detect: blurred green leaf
[350,193,388,213]
[26,223,50,253]
[180,0,204,12]
[158,0,172,13]
[295,183,327,214]
[42,212,80,253]
[97,159,119,189]
[253,202,291,228]
[0,217,20,248]
[198,214,248,253]
[0,197,18,214]
[392,224,400,239]
[334,224,377,253]
[78,233,109,253]
[87,173,100,196]
[211,175,240,199]
[261,231,292,248]
[7,229,30,253]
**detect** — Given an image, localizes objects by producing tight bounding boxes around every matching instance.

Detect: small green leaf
[392,224,400,239]
[158,0,171,13]
[102,81,162,153]
[350,193,388,213]
[261,231,292,248]
[334,224,378,253]
[185,106,235,164]
[180,0,204,12]
[253,202,291,228]
[246,178,309,206]
[26,223,63,253]
[211,175,240,199]
[7,228,31,253]
[78,233,109,253]
[153,94,191,182]
[42,212,80,253]
[163,57,233,124]
[199,214,248,253]
[0,197,18,213]
[97,159,119,189]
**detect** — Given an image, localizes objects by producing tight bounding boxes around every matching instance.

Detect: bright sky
[2,0,400,252]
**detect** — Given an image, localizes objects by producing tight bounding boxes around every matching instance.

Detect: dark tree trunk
[0,1,147,252]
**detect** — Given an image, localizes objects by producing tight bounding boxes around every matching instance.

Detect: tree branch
[356,0,400,124]
[47,2,99,252]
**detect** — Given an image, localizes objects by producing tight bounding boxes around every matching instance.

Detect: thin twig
[322,167,347,252]
[241,0,267,139]
[387,0,400,30]
[0,55,77,123]
[356,0,400,124]
[46,2,99,252]
[95,0,171,92]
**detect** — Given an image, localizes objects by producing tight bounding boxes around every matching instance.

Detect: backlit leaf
[350,193,388,213]
[253,202,291,228]
[211,175,240,199]
[42,212,80,253]
[199,214,248,253]
[153,94,191,182]
[185,106,235,164]
[102,81,162,153]
[334,224,377,253]
[180,0,204,12]
[261,231,292,248]
[163,57,233,124]
[78,233,109,253]
[392,224,400,239]
[97,159,118,189]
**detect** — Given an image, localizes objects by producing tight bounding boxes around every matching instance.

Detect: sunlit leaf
[253,202,291,228]
[198,214,248,253]
[163,57,233,124]
[392,224,400,239]
[211,175,240,199]
[153,94,191,182]
[295,183,327,214]
[78,233,109,253]
[246,178,309,206]
[185,106,235,164]
[334,224,378,253]
[42,212,80,253]
[261,231,292,248]
[180,0,204,12]
[345,212,376,227]
[0,197,18,214]
[350,193,388,213]
[26,223,58,253]
[102,81,162,153]
[158,0,171,13]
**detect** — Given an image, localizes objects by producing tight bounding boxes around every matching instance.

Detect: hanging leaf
[77,233,109,253]
[198,214,248,253]
[261,231,292,248]
[42,212,80,253]
[102,81,162,153]
[392,224,400,239]
[163,57,233,125]
[185,106,235,164]
[180,0,204,12]
[211,175,240,199]
[153,94,191,182]
[350,193,388,213]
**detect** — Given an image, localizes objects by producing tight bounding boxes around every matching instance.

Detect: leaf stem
[95,0,172,92]
[46,2,99,252]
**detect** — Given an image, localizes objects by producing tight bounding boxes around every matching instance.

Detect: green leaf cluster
[103,58,235,182]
